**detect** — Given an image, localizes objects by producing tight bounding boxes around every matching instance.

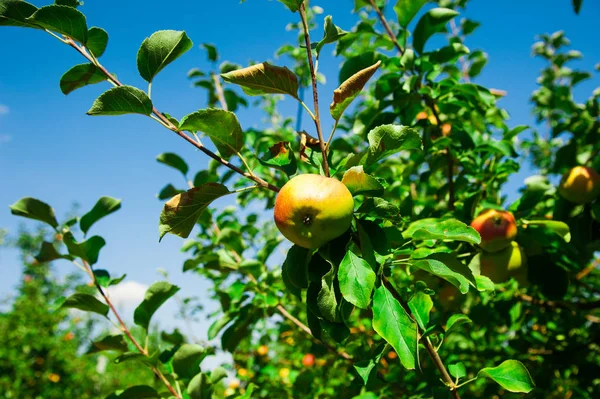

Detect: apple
[470,209,517,252]
[480,242,527,284]
[558,166,600,204]
[302,353,315,367]
[257,345,269,356]
[274,174,354,249]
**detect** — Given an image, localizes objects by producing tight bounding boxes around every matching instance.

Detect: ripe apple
[274,174,354,249]
[480,241,527,284]
[470,209,517,252]
[558,166,600,204]
[302,353,315,367]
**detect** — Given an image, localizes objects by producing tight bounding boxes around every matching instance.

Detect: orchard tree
[2,0,599,398]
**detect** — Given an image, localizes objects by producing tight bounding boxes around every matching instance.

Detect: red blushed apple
[302,353,315,367]
[274,174,354,249]
[470,209,517,252]
[558,166,600,204]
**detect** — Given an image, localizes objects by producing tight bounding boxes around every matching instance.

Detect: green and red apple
[470,209,517,252]
[274,174,354,249]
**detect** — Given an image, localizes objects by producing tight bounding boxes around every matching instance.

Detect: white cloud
[105,280,148,310]
[0,134,12,144]
[0,104,8,115]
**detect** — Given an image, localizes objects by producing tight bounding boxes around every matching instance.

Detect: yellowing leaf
[221,62,299,98]
[341,166,384,196]
[330,60,381,121]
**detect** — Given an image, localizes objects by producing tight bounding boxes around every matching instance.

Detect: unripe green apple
[274,174,354,249]
[480,242,527,284]
[558,166,600,204]
[470,209,517,252]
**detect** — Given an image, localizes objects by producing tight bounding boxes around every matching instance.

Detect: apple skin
[480,242,528,284]
[274,174,354,249]
[301,353,315,367]
[558,166,600,204]
[470,209,517,252]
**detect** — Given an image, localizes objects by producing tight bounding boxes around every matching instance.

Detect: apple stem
[299,3,331,177]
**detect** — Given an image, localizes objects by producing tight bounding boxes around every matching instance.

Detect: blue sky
[0,0,599,348]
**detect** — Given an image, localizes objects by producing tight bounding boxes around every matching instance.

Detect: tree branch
[368,0,404,55]
[62,38,279,193]
[299,3,330,177]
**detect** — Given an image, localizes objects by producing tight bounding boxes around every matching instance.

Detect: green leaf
[60,293,109,317]
[201,43,218,62]
[78,235,106,265]
[179,109,244,159]
[114,352,159,366]
[187,372,212,399]
[221,62,299,98]
[308,267,340,323]
[354,343,387,385]
[9,197,59,228]
[86,334,128,354]
[372,285,417,370]
[477,360,535,393]
[394,0,428,27]
[274,0,304,12]
[445,313,472,333]
[258,142,297,176]
[449,362,467,380]
[158,184,184,200]
[158,184,231,241]
[210,367,228,384]
[408,290,432,330]
[80,196,122,235]
[87,26,108,57]
[0,0,40,28]
[115,386,159,398]
[55,0,80,7]
[60,63,106,95]
[403,218,481,245]
[93,269,110,287]
[173,344,207,379]
[207,313,234,340]
[133,281,180,331]
[87,86,153,116]
[330,61,380,121]
[28,5,88,44]
[413,8,459,54]
[572,0,582,14]
[523,219,570,242]
[341,166,384,196]
[237,383,256,399]
[35,241,72,263]
[282,245,310,290]
[338,251,376,309]
[137,30,193,83]
[156,152,189,176]
[414,258,472,294]
[316,15,348,58]
[367,124,422,165]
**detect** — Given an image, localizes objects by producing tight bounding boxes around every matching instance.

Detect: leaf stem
[299,3,330,177]
[212,72,228,111]
[298,99,316,121]
[325,119,339,151]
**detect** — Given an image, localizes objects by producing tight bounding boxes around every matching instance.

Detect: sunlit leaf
[413,8,459,54]
[477,360,535,393]
[330,61,380,121]
[87,26,108,57]
[86,334,128,354]
[403,218,481,245]
[258,141,297,176]
[394,0,428,27]
[9,197,59,228]
[342,166,384,196]
[408,290,432,330]
[137,30,193,83]
[372,285,417,369]
[338,251,375,309]
[28,4,88,44]
[157,152,189,177]
[133,281,180,331]
[0,0,40,28]
[87,86,153,116]
[173,344,207,379]
[80,196,121,235]
[60,63,106,95]
[179,109,244,159]
[316,15,348,57]
[59,293,109,317]
[221,62,299,98]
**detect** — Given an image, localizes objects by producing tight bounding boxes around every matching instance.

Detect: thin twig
[368,0,404,55]
[299,3,330,177]
[82,261,181,398]
[212,72,228,111]
[61,37,279,193]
